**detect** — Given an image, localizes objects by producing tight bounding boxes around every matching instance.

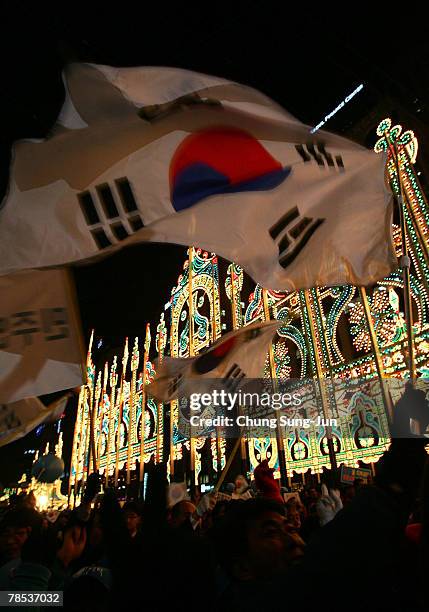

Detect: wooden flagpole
[213,435,242,493]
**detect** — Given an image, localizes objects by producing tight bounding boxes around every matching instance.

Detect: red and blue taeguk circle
[170,127,291,212]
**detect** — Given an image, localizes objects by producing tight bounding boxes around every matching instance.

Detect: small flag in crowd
[147,320,281,402]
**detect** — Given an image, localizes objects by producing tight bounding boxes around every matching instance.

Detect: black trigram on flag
[77,177,144,250]
[269,207,325,269]
[222,364,246,393]
[295,143,345,170]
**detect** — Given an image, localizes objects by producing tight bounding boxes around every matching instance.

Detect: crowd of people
[0,386,428,611]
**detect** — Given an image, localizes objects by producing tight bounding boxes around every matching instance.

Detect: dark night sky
[1,2,429,485]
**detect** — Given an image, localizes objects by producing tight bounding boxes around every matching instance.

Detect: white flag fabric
[147,320,281,403]
[0,394,70,448]
[0,268,84,404]
[0,63,395,290]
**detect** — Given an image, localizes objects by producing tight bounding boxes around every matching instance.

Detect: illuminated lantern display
[70,119,429,493]
[5,436,69,511]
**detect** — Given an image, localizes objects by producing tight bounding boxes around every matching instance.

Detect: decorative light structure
[69,328,160,495]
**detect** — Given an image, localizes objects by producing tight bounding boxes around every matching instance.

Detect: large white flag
[0,63,396,290]
[0,268,84,404]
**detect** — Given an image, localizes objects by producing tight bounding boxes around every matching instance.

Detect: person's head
[122,501,143,537]
[307,487,319,501]
[169,500,196,529]
[234,475,248,494]
[217,499,304,582]
[0,507,42,560]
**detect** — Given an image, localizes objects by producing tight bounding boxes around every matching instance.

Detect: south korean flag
[147,320,281,403]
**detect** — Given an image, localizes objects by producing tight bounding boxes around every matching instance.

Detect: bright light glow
[310,84,364,133]
[37,494,49,510]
